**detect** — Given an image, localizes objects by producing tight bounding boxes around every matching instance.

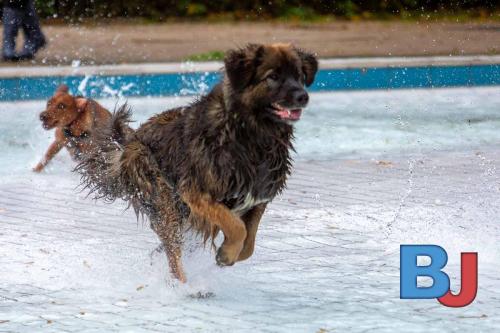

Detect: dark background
[34,1,499,20]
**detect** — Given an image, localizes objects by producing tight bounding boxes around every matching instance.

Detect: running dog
[34,85,112,172]
[77,43,318,282]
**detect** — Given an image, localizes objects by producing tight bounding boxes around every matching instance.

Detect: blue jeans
[2,1,46,58]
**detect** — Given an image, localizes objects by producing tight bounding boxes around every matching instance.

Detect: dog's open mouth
[271,103,302,122]
[42,122,51,130]
[41,120,57,130]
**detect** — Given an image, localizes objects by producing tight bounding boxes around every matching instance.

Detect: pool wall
[0,56,499,101]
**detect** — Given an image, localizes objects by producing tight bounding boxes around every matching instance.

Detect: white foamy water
[1,87,500,179]
[0,152,499,332]
[0,87,499,331]
[297,87,500,159]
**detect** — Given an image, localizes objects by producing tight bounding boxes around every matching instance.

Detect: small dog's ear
[56,84,69,94]
[224,44,264,91]
[295,49,318,87]
[76,98,88,112]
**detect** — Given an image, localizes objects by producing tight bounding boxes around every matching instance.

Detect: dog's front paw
[216,245,240,267]
[33,163,44,173]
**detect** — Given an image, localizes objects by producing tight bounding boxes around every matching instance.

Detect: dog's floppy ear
[76,98,88,113]
[295,48,318,87]
[224,44,264,91]
[56,84,69,94]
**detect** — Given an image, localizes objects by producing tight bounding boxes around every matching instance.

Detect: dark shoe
[2,54,20,62]
[18,53,34,61]
[18,38,46,61]
[35,37,47,52]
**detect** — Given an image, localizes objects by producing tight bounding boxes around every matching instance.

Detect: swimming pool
[1,86,500,331]
[1,86,499,178]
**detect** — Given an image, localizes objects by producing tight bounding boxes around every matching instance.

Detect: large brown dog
[34,85,111,172]
[77,44,318,282]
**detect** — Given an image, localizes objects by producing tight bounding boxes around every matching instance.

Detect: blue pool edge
[0,60,499,101]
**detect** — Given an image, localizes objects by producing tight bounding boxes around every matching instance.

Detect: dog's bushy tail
[75,103,134,203]
[76,104,170,218]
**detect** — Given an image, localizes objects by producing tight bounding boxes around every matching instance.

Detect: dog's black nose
[40,113,47,121]
[294,90,309,107]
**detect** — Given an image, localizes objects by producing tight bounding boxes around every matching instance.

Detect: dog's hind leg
[237,203,267,262]
[152,218,186,283]
[114,139,187,282]
[151,183,187,283]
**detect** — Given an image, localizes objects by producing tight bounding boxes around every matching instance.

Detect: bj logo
[400,245,478,307]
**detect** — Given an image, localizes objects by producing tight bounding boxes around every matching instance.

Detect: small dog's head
[39,85,87,130]
[224,43,318,123]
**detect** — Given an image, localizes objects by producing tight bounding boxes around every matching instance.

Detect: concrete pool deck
[1,20,499,66]
[1,147,499,332]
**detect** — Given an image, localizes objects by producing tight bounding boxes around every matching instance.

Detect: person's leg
[2,6,22,60]
[20,0,46,59]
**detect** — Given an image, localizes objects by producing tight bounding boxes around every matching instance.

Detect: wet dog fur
[77,44,318,282]
[34,84,112,172]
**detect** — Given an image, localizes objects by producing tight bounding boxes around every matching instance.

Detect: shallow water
[1,87,500,179]
[1,152,499,332]
[300,87,500,159]
[1,87,499,331]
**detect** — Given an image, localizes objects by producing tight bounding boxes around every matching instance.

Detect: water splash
[179,71,211,96]
[76,75,137,98]
[385,158,416,237]
[77,75,91,96]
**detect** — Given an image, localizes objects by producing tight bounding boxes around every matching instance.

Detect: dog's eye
[300,73,307,84]
[268,73,279,81]
[58,103,65,110]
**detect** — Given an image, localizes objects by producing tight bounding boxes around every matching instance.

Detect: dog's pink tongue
[275,108,302,121]
[289,109,302,120]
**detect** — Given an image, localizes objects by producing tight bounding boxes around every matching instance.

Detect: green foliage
[185,51,225,62]
[336,0,358,19]
[35,0,56,17]
[33,1,500,20]
[282,6,319,21]
[186,3,208,17]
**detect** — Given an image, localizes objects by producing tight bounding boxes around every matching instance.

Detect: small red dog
[33,84,112,172]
